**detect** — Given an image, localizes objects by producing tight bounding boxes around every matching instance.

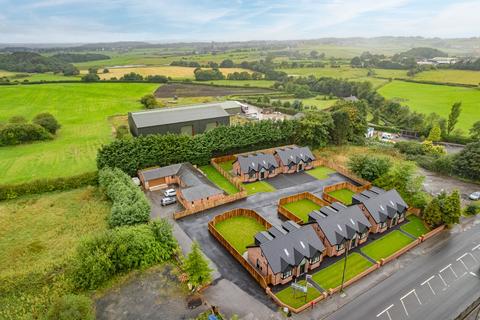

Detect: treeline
[51,53,110,63]
[0,52,79,75]
[350,51,416,69]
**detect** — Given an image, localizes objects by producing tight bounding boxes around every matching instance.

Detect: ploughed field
[154,83,273,98]
[0,82,158,184]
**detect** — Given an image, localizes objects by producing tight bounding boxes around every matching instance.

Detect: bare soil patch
[154,83,273,98]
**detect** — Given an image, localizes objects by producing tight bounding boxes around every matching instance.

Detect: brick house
[247,221,325,286]
[138,163,225,210]
[352,187,408,233]
[274,146,315,174]
[232,153,279,182]
[308,202,371,257]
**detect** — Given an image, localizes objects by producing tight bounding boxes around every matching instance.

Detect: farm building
[138,163,225,210]
[128,101,239,136]
[274,146,315,173]
[233,153,280,182]
[308,202,371,257]
[247,221,325,286]
[352,187,408,233]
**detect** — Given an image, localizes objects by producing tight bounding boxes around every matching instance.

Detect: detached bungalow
[138,163,225,210]
[247,221,325,286]
[352,187,408,233]
[233,153,279,182]
[274,146,315,174]
[308,202,371,257]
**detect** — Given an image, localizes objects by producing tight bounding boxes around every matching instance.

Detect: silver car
[469,191,480,201]
[164,188,176,197]
[161,197,176,206]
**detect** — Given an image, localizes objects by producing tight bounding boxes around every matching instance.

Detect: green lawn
[400,215,430,238]
[243,181,276,195]
[275,280,322,309]
[312,253,373,290]
[413,69,480,86]
[194,79,275,88]
[378,80,480,131]
[275,96,337,110]
[361,230,414,262]
[328,189,355,205]
[0,83,158,184]
[218,159,235,174]
[215,216,266,254]
[307,166,336,180]
[0,187,110,318]
[199,165,239,195]
[282,199,322,223]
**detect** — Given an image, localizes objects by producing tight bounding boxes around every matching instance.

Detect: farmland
[0,82,158,184]
[154,83,273,98]
[378,80,480,131]
[412,69,480,86]
[92,66,254,80]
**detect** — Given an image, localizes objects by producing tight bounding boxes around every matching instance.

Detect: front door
[392,215,399,226]
[299,258,307,275]
[260,171,265,180]
[298,163,303,171]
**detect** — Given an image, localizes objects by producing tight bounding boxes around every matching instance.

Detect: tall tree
[183,242,212,291]
[447,102,462,135]
[423,197,443,227]
[469,121,480,140]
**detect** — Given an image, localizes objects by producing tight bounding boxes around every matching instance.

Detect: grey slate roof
[275,146,315,166]
[309,202,371,246]
[352,188,408,224]
[235,153,278,173]
[130,104,229,128]
[256,221,325,274]
[139,163,223,202]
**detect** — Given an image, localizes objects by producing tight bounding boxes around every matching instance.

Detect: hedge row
[98,167,150,228]
[72,219,177,290]
[0,171,98,201]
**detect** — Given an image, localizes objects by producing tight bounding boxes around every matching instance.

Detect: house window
[281,269,292,279]
[360,232,368,239]
[336,243,344,251]
[256,259,260,269]
[249,171,256,178]
[380,222,387,228]
[310,254,320,264]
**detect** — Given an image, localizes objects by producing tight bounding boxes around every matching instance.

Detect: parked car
[164,188,176,197]
[469,191,480,201]
[161,197,176,206]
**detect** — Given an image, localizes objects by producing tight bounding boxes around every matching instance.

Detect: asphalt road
[325,219,480,320]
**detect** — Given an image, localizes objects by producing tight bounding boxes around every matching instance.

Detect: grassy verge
[400,215,430,238]
[0,187,110,319]
[282,199,322,223]
[199,165,239,195]
[215,216,266,254]
[307,166,336,180]
[311,253,373,290]
[243,181,276,195]
[275,280,322,309]
[218,159,235,174]
[361,230,414,262]
[328,189,355,205]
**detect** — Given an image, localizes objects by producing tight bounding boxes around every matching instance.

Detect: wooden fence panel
[278,192,330,223]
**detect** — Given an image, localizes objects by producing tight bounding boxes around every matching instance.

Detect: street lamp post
[340,239,350,294]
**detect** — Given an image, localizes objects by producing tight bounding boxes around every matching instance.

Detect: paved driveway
[267,171,318,190]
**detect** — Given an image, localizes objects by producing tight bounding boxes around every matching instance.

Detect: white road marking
[456,252,478,278]
[420,275,437,295]
[439,263,458,286]
[376,304,394,320]
[400,289,422,317]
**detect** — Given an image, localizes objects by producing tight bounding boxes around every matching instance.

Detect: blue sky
[1,0,479,43]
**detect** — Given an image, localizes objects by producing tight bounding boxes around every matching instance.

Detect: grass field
[275,96,338,110]
[91,66,253,80]
[194,79,276,88]
[275,280,322,308]
[243,181,276,195]
[361,230,414,262]
[0,187,109,319]
[199,165,239,195]
[0,83,158,184]
[307,166,336,180]
[413,69,480,86]
[215,216,266,254]
[378,80,480,131]
[218,160,235,173]
[312,253,373,290]
[328,189,355,205]
[0,70,81,82]
[282,199,322,223]
[400,215,430,238]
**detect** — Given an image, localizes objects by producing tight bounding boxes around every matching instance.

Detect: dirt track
[154,83,273,98]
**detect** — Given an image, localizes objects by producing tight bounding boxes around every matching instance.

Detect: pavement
[320,215,480,320]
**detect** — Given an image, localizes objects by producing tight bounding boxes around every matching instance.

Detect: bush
[146,75,168,83]
[452,142,480,181]
[140,94,158,109]
[120,72,143,81]
[348,154,392,181]
[32,112,61,134]
[465,203,479,216]
[0,171,98,200]
[394,141,425,155]
[72,220,177,290]
[99,167,150,227]
[0,123,52,146]
[115,125,130,139]
[81,72,100,82]
[47,294,94,320]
